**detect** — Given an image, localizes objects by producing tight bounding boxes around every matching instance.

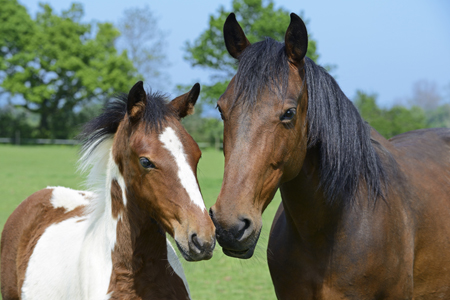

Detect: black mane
[234,38,388,204]
[304,57,387,204]
[79,91,172,153]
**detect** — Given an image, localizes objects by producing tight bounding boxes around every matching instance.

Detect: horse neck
[279,146,346,248]
[107,166,168,277]
[111,199,167,271]
[107,185,172,296]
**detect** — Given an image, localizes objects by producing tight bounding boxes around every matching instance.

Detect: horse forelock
[233,38,289,109]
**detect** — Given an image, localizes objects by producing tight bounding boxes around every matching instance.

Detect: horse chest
[21,215,114,300]
[268,205,415,299]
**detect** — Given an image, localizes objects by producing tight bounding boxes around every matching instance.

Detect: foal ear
[285,13,308,67]
[169,83,200,119]
[223,13,251,59]
[127,81,146,115]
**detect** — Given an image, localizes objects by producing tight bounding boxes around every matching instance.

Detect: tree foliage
[354,91,436,139]
[0,106,37,140]
[408,80,442,111]
[0,0,139,138]
[117,6,168,90]
[181,105,224,147]
[426,104,450,128]
[183,0,319,104]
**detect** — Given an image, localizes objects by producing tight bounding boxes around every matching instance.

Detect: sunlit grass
[0,145,280,299]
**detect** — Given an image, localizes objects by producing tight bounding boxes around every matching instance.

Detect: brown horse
[1,82,215,300]
[210,13,450,299]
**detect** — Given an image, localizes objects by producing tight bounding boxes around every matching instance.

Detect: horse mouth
[222,247,254,259]
[175,240,214,262]
[175,241,196,261]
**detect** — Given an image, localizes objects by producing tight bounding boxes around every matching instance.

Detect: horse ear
[285,13,308,67]
[127,81,146,115]
[223,13,251,59]
[169,83,200,119]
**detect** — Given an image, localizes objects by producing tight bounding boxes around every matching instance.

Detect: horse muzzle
[209,207,261,259]
[175,232,215,261]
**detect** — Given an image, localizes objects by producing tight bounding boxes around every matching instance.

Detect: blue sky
[20,0,450,107]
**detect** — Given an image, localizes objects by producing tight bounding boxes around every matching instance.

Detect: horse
[1,81,216,300]
[209,12,450,299]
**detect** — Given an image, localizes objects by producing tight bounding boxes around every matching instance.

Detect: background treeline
[0,0,449,144]
[355,81,450,138]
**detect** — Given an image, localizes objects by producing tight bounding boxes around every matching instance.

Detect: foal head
[83,82,215,261]
[210,13,309,258]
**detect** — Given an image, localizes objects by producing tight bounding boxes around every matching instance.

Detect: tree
[353,91,391,135]
[0,1,139,138]
[409,80,442,111]
[181,104,224,148]
[117,6,168,90]
[393,80,450,129]
[426,104,450,128]
[0,106,37,140]
[385,105,428,137]
[354,90,430,138]
[183,0,320,104]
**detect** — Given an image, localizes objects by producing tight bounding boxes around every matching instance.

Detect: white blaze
[159,126,206,210]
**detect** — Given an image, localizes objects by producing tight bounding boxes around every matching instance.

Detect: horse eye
[216,105,224,120]
[139,157,155,169]
[280,108,296,121]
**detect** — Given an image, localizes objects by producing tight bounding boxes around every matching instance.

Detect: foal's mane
[79,91,173,157]
[77,91,174,188]
[234,38,388,205]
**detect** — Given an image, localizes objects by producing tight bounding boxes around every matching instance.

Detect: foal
[1,82,215,299]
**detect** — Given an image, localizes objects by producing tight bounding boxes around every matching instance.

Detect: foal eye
[139,157,155,169]
[280,108,296,121]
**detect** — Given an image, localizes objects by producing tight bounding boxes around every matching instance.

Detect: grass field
[0,145,281,299]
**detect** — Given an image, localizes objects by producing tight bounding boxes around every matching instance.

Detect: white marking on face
[159,126,206,210]
[48,186,92,212]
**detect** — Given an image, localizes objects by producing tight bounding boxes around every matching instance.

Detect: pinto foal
[1,82,215,300]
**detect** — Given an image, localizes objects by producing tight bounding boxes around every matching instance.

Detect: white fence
[0,137,78,145]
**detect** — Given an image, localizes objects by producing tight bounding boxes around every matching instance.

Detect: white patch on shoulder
[166,238,191,299]
[159,126,206,210]
[22,216,88,299]
[47,186,92,212]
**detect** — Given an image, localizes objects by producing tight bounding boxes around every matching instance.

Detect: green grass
[0,145,280,299]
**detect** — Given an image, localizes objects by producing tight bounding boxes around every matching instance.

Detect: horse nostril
[236,217,252,241]
[190,232,203,253]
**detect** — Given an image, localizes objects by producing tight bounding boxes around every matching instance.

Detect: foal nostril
[189,232,203,254]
